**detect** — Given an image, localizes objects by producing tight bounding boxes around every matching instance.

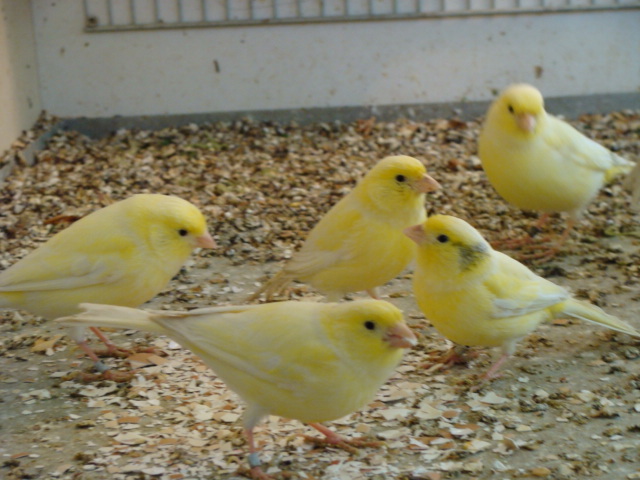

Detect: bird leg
[240,428,272,480]
[304,423,384,454]
[88,327,131,358]
[514,219,575,262]
[71,330,137,382]
[482,352,511,381]
[422,345,477,371]
[89,327,167,358]
[490,213,551,250]
[493,215,575,262]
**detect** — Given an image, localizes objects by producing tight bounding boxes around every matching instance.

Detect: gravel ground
[1,111,639,480]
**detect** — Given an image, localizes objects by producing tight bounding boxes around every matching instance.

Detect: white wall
[31,4,640,119]
[0,0,41,153]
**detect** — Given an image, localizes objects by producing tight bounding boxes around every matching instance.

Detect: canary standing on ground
[249,155,440,302]
[0,194,216,373]
[478,83,634,257]
[405,215,639,380]
[57,299,417,478]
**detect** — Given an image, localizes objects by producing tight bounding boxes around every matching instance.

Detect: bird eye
[395,174,406,183]
[364,321,376,331]
[507,105,514,114]
[436,234,449,243]
[178,229,188,237]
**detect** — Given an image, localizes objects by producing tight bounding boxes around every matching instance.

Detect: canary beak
[385,323,418,349]
[403,224,426,245]
[412,174,440,193]
[516,113,537,133]
[196,231,217,249]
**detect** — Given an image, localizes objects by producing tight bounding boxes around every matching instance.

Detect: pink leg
[90,326,164,358]
[516,218,575,262]
[90,327,120,353]
[422,345,477,371]
[492,212,551,250]
[305,423,383,454]
[76,339,107,369]
[482,352,511,380]
[243,428,271,480]
[73,329,136,382]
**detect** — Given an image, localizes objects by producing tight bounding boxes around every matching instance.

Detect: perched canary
[478,83,634,257]
[405,215,639,379]
[57,299,417,477]
[0,194,216,372]
[249,155,439,302]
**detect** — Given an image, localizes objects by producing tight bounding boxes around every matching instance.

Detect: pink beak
[412,173,440,193]
[385,323,418,349]
[196,231,217,249]
[516,113,537,133]
[403,224,426,244]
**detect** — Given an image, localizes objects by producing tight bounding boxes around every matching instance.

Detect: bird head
[404,215,493,288]
[323,299,417,365]
[127,194,216,257]
[492,83,545,136]
[356,156,439,214]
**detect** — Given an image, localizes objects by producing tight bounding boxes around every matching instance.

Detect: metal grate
[83,0,640,32]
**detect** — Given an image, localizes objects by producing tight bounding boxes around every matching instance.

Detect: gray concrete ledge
[2,91,639,186]
[58,92,640,139]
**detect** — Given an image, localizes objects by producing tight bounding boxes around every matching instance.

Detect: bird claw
[92,344,167,359]
[64,369,136,383]
[303,434,383,455]
[236,466,297,480]
[92,347,130,359]
[421,346,477,371]
[132,345,168,356]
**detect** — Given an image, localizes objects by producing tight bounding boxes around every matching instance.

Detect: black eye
[507,105,514,114]
[395,174,406,183]
[436,234,449,243]
[364,321,376,331]
[178,229,188,237]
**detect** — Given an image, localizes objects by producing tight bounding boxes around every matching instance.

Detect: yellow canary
[250,155,439,302]
[57,299,417,476]
[478,83,634,255]
[405,215,639,379]
[0,194,215,371]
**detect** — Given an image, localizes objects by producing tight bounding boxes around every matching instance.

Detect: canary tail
[560,299,639,337]
[604,152,634,184]
[246,270,293,302]
[56,303,167,335]
[623,161,640,208]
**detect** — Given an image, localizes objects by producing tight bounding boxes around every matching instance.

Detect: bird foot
[303,433,383,455]
[421,346,478,371]
[513,245,562,263]
[236,466,273,480]
[63,369,135,383]
[235,466,297,480]
[92,346,131,359]
[93,345,167,359]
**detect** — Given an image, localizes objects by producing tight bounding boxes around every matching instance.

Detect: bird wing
[545,116,632,174]
[152,304,336,391]
[487,252,569,318]
[282,199,365,278]
[0,237,134,292]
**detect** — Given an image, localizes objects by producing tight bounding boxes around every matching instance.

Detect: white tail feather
[563,299,639,337]
[56,303,166,335]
